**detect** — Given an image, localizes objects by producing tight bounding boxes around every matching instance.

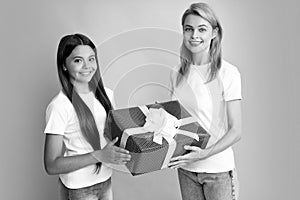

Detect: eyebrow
[72,54,95,59]
[71,56,83,60]
[184,24,208,28]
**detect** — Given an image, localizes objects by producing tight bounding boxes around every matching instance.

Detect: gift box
[104,100,210,176]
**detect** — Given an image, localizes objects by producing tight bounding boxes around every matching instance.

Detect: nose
[191,29,199,39]
[82,60,89,69]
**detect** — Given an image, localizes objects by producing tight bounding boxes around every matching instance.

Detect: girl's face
[65,45,97,87]
[183,14,217,56]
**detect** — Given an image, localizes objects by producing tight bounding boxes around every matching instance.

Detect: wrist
[200,146,212,160]
[90,151,102,164]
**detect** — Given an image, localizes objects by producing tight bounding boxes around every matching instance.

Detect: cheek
[204,33,215,42]
[66,65,81,77]
[91,63,98,71]
[183,36,190,46]
[183,33,190,41]
[92,62,98,69]
[67,62,81,71]
[182,41,190,51]
[67,68,78,77]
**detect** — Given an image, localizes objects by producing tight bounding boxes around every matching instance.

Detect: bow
[142,107,181,144]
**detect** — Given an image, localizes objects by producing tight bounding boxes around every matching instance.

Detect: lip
[189,40,202,46]
[79,71,93,76]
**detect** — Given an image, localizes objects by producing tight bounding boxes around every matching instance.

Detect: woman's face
[64,45,97,86]
[183,14,217,56]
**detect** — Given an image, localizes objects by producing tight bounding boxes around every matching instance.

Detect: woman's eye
[185,27,192,32]
[199,28,206,32]
[89,57,95,62]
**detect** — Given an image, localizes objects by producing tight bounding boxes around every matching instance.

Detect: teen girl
[43,33,131,200]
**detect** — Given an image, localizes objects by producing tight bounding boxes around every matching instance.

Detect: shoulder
[218,60,242,100]
[44,91,74,134]
[219,60,241,79]
[46,91,72,113]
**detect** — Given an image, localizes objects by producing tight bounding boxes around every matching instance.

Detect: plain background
[0,0,299,199]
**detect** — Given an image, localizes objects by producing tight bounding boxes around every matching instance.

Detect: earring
[63,67,67,71]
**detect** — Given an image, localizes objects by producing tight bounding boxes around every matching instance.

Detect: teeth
[190,42,200,46]
[189,41,203,47]
[80,72,91,76]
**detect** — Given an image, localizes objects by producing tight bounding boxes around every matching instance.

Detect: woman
[43,33,131,200]
[168,3,242,200]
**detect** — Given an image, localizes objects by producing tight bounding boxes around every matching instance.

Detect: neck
[72,82,90,94]
[191,52,210,66]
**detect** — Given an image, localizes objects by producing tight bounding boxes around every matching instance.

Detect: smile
[189,40,203,46]
[79,71,93,76]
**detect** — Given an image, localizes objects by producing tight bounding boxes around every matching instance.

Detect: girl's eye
[74,59,82,63]
[199,28,207,32]
[89,57,95,62]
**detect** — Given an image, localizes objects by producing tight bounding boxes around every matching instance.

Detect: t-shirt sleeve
[44,101,68,135]
[223,67,242,101]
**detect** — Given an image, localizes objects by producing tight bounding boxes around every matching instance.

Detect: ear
[212,27,219,39]
[63,65,67,71]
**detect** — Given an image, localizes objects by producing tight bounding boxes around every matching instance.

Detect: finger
[170,156,182,162]
[113,160,128,165]
[184,145,200,152]
[169,158,191,165]
[111,156,131,164]
[168,160,188,169]
[114,153,131,161]
[114,146,130,154]
[110,137,119,145]
[169,155,194,166]
[168,160,182,167]
[113,156,131,162]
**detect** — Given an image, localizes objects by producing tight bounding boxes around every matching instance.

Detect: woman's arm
[168,99,242,168]
[44,134,131,175]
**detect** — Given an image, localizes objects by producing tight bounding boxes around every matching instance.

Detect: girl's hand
[168,145,209,169]
[91,137,131,165]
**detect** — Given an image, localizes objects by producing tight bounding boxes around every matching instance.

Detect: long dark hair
[176,2,223,86]
[57,33,113,173]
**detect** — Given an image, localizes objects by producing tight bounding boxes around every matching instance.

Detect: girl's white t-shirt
[44,88,114,189]
[171,60,242,173]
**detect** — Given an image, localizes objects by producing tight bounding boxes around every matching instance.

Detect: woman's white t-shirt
[44,88,114,189]
[171,60,242,173]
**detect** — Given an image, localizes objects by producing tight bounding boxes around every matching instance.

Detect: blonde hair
[176,2,223,86]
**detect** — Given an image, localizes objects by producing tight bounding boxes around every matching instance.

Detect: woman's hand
[168,145,210,169]
[91,137,131,165]
[168,100,242,169]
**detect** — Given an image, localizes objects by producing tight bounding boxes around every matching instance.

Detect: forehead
[70,45,95,57]
[184,14,211,27]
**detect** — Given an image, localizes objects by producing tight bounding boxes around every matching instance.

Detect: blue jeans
[178,168,239,200]
[58,178,112,200]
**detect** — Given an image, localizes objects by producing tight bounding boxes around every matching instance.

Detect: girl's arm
[44,134,131,175]
[168,99,242,168]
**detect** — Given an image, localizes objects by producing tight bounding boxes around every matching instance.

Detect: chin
[189,46,208,54]
[188,48,202,54]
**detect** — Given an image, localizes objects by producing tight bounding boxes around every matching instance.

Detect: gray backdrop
[0,0,298,199]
